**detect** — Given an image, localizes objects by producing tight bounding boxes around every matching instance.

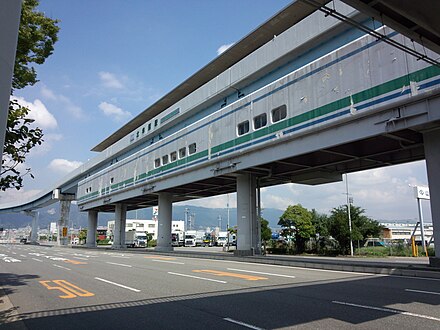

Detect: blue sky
[2,0,432,222]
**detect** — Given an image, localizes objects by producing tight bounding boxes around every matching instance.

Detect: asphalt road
[1,244,439,329]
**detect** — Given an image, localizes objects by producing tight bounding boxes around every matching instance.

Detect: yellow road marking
[193,270,267,281]
[39,280,94,299]
[63,259,87,265]
[144,256,176,260]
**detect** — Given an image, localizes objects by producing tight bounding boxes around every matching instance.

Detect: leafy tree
[328,205,383,254]
[310,209,329,237]
[278,204,315,253]
[1,0,59,191]
[260,217,272,253]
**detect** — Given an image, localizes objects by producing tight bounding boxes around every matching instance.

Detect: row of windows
[237,105,287,136]
[154,143,197,168]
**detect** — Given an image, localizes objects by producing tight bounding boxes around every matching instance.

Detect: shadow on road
[1,274,439,329]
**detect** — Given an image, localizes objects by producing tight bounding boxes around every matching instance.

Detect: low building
[381,221,433,243]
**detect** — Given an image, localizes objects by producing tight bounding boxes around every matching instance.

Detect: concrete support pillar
[235,173,259,256]
[155,192,173,252]
[0,1,21,158]
[112,203,127,249]
[424,129,440,267]
[24,211,39,244]
[86,210,98,248]
[57,200,71,246]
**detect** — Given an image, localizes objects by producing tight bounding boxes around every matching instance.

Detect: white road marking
[106,262,132,268]
[223,318,264,330]
[110,255,131,259]
[20,255,27,258]
[32,258,43,262]
[168,272,227,284]
[73,257,89,260]
[405,289,440,296]
[152,259,185,265]
[94,277,140,292]
[53,264,71,271]
[227,268,296,278]
[332,301,440,322]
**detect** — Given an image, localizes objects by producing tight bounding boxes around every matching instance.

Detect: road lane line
[106,262,132,268]
[110,255,131,259]
[405,289,440,296]
[168,272,227,284]
[20,255,26,258]
[94,277,141,292]
[223,318,264,330]
[73,257,89,260]
[32,258,43,262]
[332,301,440,322]
[152,259,185,265]
[193,270,267,281]
[227,268,296,279]
[53,264,71,271]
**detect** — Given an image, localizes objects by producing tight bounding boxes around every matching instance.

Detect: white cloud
[217,43,234,55]
[40,85,86,120]
[12,96,58,130]
[29,133,63,157]
[98,101,132,122]
[99,71,124,89]
[48,159,83,174]
[0,189,42,207]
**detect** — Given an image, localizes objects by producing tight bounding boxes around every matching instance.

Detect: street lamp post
[345,174,354,256]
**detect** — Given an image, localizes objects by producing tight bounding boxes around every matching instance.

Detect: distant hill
[0,204,284,230]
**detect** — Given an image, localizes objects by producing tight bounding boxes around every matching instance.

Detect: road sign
[414,186,430,200]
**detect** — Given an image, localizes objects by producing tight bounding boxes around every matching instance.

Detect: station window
[110,177,114,184]
[253,113,267,130]
[142,127,145,134]
[162,155,169,165]
[271,105,287,123]
[179,147,186,159]
[237,120,249,136]
[148,123,151,131]
[154,119,158,127]
[170,151,177,162]
[188,143,196,155]
[136,131,139,138]
[154,158,161,168]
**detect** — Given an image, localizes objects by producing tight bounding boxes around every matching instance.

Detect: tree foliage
[1,0,59,191]
[260,217,272,242]
[278,204,315,253]
[328,205,383,254]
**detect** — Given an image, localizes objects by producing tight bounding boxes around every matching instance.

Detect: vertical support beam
[58,200,71,246]
[424,129,440,266]
[0,0,21,158]
[235,173,259,256]
[112,203,127,249]
[86,210,98,248]
[30,212,39,244]
[155,192,173,252]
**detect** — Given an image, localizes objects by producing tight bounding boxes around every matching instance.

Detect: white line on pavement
[20,255,26,258]
[110,255,131,259]
[332,300,440,322]
[405,288,440,296]
[94,277,140,292]
[106,262,132,268]
[53,264,71,271]
[168,272,227,284]
[152,260,185,265]
[223,318,264,330]
[32,258,42,262]
[73,257,89,260]
[227,268,296,279]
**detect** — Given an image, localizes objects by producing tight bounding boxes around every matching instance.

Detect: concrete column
[235,173,259,256]
[86,210,98,248]
[57,200,71,246]
[112,203,127,249]
[24,211,39,244]
[0,1,21,158]
[155,192,173,252]
[424,129,440,267]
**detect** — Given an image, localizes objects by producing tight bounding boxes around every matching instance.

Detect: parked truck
[184,230,205,247]
[125,231,148,247]
[171,230,185,247]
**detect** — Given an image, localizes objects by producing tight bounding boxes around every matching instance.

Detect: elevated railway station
[1,1,440,266]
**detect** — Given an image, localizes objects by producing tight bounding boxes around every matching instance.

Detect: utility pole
[345,173,354,256]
